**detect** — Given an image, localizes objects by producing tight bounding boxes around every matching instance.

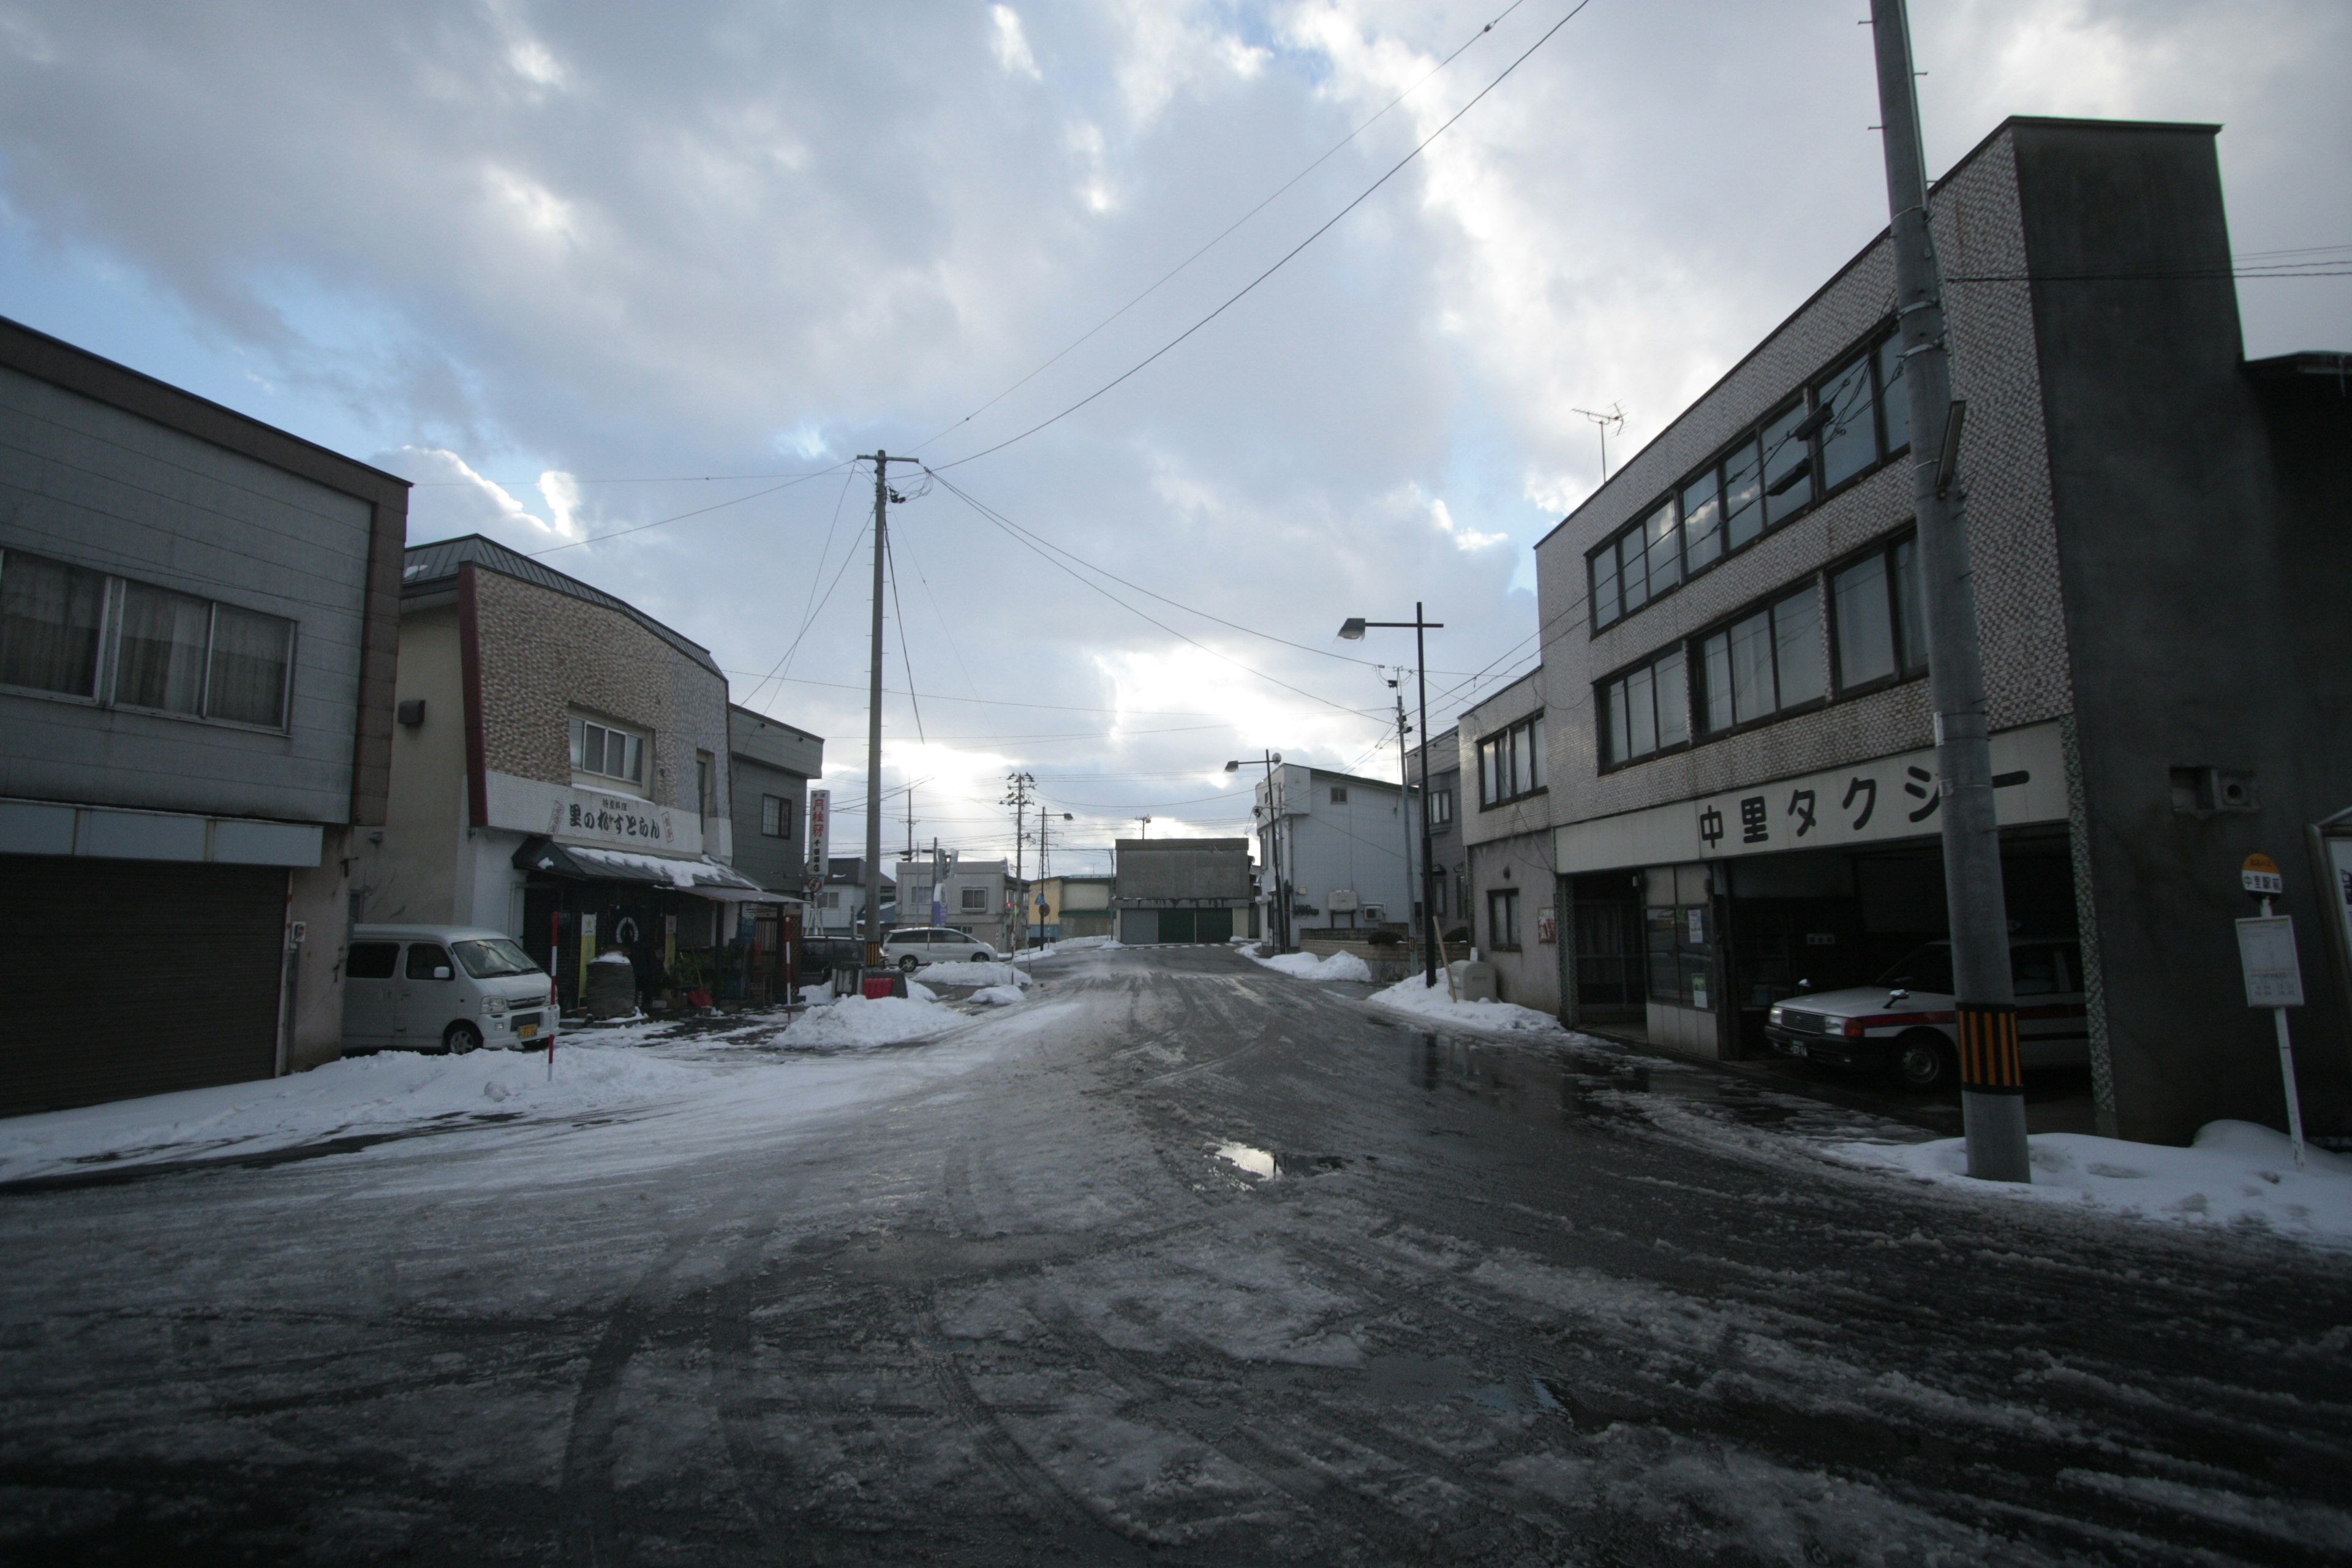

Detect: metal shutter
[0,856,285,1118]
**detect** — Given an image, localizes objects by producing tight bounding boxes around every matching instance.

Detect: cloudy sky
[4,0,2345,873]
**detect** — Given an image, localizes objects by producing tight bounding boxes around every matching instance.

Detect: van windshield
[1874,943,1954,995]
[454,938,539,979]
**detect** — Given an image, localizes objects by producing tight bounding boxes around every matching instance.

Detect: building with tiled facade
[1512,116,2350,1145]
[357,535,783,1010]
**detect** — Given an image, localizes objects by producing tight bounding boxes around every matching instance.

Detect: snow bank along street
[4,944,2349,1564]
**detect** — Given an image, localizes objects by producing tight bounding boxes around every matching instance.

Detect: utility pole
[857,449,922,966]
[1390,673,1418,938]
[1227,752,1286,950]
[1340,606,1445,987]
[1871,0,2027,1183]
[1003,771,1034,946]
[1136,816,1152,839]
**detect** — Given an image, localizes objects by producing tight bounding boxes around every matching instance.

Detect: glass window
[345,941,399,980]
[1479,739,1498,805]
[761,794,786,837]
[453,938,538,978]
[1772,587,1825,708]
[1834,552,1896,690]
[1722,438,1764,551]
[1619,529,1649,613]
[115,582,211,715]
[1727,609,1774,724]
[1330,786,1348,803]
[405,943,453,980]
[1642,500,1680,597]
[1878,334,1911,455]
[1605,679,1630,766]
[1877,942,1954,995]
[2011,944,2061,997]
[1654,649,1689,748]
[1762,402,1814,525]
[1818,354,1877,491]
[1700,632,1733,734]
[573,717,646,785]
[1894,537,1928,673]
[1626,663,1656,758]
[1525,715,1544,790]
[960,888,987,911]
[0,552,107,698]
[568,716,587,769]
[1487,888,1521,949]
[1592,546,1620,628]
[1681,473,1722,571]
[207,605,292,726]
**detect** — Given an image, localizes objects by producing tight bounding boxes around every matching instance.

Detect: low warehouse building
[1113,838,1253,944]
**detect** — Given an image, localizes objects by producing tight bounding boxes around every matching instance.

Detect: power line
[909,0,1529,456]
[883,529,926,746]
[742,466,864,711]
[524,461,856,557]
[931,0,1596,471]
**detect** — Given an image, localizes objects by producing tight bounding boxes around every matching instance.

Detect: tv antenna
[1572,403,1626,480]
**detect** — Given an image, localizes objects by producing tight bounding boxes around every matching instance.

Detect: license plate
[518,1023,538,1039]
[1787,1042,1806,1058]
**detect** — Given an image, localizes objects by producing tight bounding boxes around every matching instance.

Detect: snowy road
[4,944,2349,1564]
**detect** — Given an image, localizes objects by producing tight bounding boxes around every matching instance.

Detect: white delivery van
[344,924,558,1054]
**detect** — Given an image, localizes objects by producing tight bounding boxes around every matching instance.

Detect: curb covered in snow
[1363,972,1567,1034]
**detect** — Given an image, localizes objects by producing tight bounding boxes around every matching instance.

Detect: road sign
[2236,916,2304,1008]
[2242,852,2284,897]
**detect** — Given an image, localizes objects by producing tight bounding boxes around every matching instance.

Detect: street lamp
[1338,605,1445,988]
[1227,752,1286,950]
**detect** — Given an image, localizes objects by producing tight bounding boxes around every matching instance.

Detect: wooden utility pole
[857,450,922,967]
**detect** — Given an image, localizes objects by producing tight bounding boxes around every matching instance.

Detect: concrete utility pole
[1227,752,1285,950]
[1871,0,2028,1183]
[1004,771,1034,940]
[1390,674,1418,939]
[857,450,923,966]
[1340,606,1445,989]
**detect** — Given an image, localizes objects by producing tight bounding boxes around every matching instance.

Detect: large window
[570,714,647,788]
[1600,647,1689,768]
[1428,788,1453,827]
[0,549,293,728]
[1477,714,1545,808]
[1487,887,1521,951]
[960,887,987,911]
[1587,326,1912,633]
[760,794,791,837]
[1697,585,1825,734]
[1831,536,1929,693]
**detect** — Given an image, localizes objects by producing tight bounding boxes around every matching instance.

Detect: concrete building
[356,535,775,1010]
[1034,874,1114,941]
[895,853,1017,952]
[1529,116,2349,1144]
[1403,726,1466,940]
[1252,764,1415,937]
[1458,672,1561,1011]
[1112,838,1253,944]
[0,316,405,1114]
[727,704,823,894]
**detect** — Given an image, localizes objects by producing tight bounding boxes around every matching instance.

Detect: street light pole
[1228,751,1285,950]
[1340,607,1445,989]
[1870,0,2027,1183]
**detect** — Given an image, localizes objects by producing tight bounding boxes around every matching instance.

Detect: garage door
[1195,908,1233,944]
[0,856,285,1118]
[1119,909,1158,945]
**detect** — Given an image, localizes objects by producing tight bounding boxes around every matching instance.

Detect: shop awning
[513,837,799,903]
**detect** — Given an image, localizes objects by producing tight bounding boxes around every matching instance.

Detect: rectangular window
[1817,352,1878,491]
[1833,550,1897,689]
[1642,500,1680,599]
[1329,786,1348,803]
[1477,715,1546,807]
[115,582,211,715]
[1428,789,1453,827]
[761,794,788,837]
[1600,647,1688,767]
[696,752,715,825]
[569,715,647,787]
[1701,631,1733,736]
[1681,472,1722,572]
[0,552,107,698]
[1722,435,1764,551]
[1773,586,1825,707]
[206,605,292,727]
[345,941,399,980]
[1591,545,1621,629]
[1878,333,1911,456]
[1619,528,1650,614]
[960,887,987,911]
[1761,401,1814,525]
[1700,584,1825,732]
[1487,888,1521,950]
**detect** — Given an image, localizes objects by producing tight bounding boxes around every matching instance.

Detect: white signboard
[2236,916,2305,1009]
[1556,721,2067,875]
[2330,837,2352,968]
[1327,888,1360,911]
[484,771,697,856]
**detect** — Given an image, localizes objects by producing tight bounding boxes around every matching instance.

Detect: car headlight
[1768,1005,1784,1024]
[485,996,507,1016]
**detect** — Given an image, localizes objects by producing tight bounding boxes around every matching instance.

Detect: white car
[1763,938,2087,1091]
[880,926,997,973]
[344,924,557,1054]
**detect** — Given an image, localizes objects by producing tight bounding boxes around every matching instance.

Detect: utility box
[1449,959,1498,1003]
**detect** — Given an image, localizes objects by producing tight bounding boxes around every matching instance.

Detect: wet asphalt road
[3,944,2349,1566]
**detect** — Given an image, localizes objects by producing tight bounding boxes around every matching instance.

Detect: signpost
[2234,853,2307,1170]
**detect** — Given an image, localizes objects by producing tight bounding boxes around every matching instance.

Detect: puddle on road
[1212,1142,1352,1181]
[1404,1028,1915,1145]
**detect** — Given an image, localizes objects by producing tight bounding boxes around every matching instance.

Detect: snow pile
[1012,936,1121,960]
[0,1041,712,1184]
[590,951,632,966]
[918,960,1031,989]
[1366,973,1566,1034]
[905,979,938,1003]
[1251,949,1374,982]
[971,985,1025,1006]
[785,992,965,1048]
[1825,1120,2352,1248]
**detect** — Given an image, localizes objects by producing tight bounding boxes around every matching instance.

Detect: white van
[344,924,557,1054]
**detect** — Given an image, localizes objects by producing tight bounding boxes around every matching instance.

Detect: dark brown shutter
[0,857,285,1118]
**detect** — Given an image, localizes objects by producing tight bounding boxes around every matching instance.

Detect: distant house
[1112,838,1253,944]
[1251,766,1415,936]
[727,704,822,895]
[897,853,1017,953]
[816,856,891,938]
[1035,873,1114,941]
[0,315,405,1115]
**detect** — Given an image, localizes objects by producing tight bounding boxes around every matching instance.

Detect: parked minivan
[345,924,557,1054]
[880,926,997,972]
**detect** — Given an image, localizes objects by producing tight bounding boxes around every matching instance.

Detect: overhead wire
[742,464,863,710]
[931,0,1596,472]
[524,461,856,557]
